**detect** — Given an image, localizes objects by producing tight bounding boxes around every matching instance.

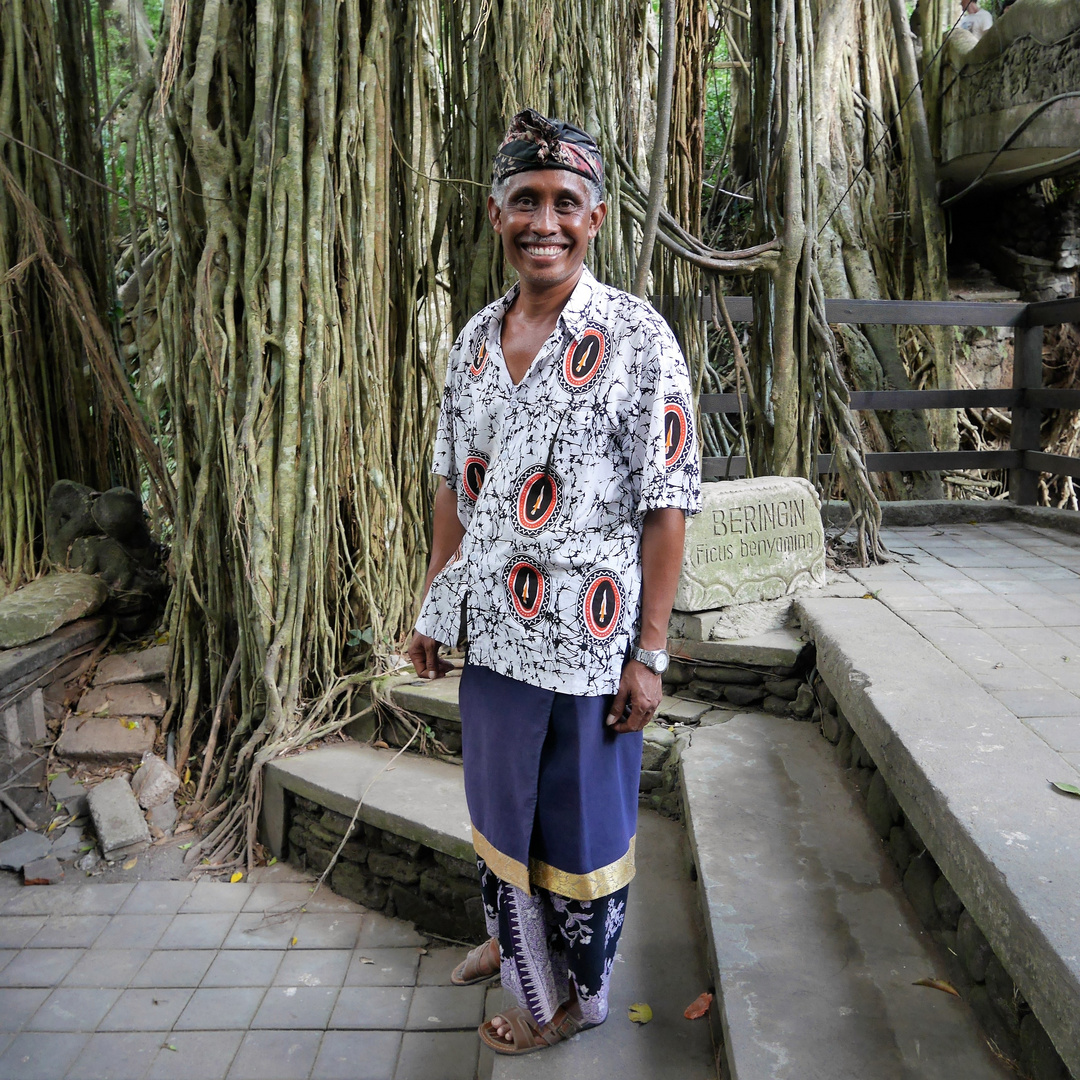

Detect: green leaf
[1050,780,1080,797]
[178,842,193,850]
[268,856,277,866]
[628,1002,653,1025]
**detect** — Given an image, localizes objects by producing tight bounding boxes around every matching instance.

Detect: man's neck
[510,266,585,324]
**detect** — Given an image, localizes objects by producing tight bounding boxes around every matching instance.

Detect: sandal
[478,1003,584,1055]
[450,937,500,986]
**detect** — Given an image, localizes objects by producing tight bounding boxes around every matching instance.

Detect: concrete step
[681,714,1013,1080]
[798,596,1080,1077]
[486,809,718,1080]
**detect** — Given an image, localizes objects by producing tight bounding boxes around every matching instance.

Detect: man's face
[488,170,607,292]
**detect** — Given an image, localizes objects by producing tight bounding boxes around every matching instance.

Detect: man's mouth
[521,242,567,258]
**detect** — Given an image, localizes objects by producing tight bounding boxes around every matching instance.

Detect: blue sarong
[459,661,643,901]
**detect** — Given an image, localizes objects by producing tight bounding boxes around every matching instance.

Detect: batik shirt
[415,267,701,696]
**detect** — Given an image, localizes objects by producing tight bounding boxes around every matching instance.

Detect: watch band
[630,644,669,675]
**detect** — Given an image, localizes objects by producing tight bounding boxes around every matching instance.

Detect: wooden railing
[698,295,1080,504]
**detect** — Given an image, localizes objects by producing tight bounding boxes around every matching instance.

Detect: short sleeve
[432,336,466,489]
[630,323,702,517]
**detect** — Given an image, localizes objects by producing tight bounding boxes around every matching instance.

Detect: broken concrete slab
[668,626,808,668]
[49,827,88,861]
[93,645,169,687]
[76,680,167,718]
[130,753,179,809]
[682,716,1012,1080]
[0,574,108,649]
[55,716,157,762]
[0,617,106,693]
[0,829,51,871]
[87,775,150,857]
[23,854,64,885]
[2,688,47,757]
[147,800,177,834]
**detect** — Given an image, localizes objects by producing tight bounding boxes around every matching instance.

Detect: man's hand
[605,660,662,733]
[408,631,454,680]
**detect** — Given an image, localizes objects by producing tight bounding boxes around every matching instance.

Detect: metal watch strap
[630,644,669,675]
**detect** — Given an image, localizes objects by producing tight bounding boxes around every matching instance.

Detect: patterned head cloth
[493,108,604,189]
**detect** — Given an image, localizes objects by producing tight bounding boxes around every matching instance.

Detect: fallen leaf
[290,936,298,947]
[913,978,960,997]
[122,857,138,870]
[268,856,277,866]
[175,823,193,835]
[358,957,374,965]
[1050,780,1080,798]
[861,592,875,600]
[162,1044,177,1052]
[178,842,193,850]
[183,767,191,785]
[628,1002,653,1025]
[374,739,390,749]
[122,719,140,730]
[683,992,713,1020]
[230,871,244,883]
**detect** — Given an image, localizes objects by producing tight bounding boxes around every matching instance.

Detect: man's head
[960,0,980,12]
[488,109,607,292]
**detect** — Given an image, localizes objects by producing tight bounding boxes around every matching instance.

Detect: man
[958,0,993,39]
[408,109,700,1055]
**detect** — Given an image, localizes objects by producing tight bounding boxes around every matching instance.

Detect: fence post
[1009,321,1044,505]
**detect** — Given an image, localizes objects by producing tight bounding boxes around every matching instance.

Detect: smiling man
[408,109,701,1056]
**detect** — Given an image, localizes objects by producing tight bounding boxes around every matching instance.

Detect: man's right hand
[408,631,454,679]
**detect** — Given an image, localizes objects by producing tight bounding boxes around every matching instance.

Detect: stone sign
[674,476,825,613]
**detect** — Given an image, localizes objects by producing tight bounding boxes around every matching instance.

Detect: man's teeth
[524,244,563,256]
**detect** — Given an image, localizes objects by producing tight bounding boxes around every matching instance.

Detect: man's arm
[606,506,685,732]
[407,478,467,678]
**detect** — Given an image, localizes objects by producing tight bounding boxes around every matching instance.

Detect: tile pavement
[848,520,1080,776]
[0,874,489,1080]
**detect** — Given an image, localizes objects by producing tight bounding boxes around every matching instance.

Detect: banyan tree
[0,0,960,863]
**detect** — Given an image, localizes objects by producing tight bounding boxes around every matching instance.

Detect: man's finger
[606,685,629,727]
[424,640,441,679]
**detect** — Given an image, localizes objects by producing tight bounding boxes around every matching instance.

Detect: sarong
[459,661,643,902]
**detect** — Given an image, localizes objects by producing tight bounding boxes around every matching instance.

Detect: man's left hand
[605,660,662,733]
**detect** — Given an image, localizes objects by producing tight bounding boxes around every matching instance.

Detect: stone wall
[813,677,1072,1080]
[285,795,486,943]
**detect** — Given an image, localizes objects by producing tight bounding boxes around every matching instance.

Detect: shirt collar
[486,265,599,337]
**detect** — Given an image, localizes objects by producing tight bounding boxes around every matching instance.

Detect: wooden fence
[698,295,1080,504]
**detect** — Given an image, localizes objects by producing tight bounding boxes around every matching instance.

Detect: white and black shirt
[415,267,701,696]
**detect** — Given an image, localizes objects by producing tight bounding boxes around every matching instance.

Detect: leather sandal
[450,937,500,986]
[478,1003,584,1055]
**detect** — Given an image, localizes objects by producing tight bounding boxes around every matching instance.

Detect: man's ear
[588,201,608,240]
[487,194,503,234]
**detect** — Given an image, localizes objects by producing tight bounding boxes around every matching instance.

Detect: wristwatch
[630,644,670,676]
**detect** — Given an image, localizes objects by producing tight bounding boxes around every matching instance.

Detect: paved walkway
[846,519,1080,779]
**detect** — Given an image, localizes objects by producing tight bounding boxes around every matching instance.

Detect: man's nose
[533,201,558,233]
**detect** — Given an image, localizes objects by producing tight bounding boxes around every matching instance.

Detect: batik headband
[492,108,604,188]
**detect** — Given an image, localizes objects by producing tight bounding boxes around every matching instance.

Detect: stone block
[390,884,477,941]
[763,677,802,701]
[317,809,357,837]
[902,854,942,930]
[433,850,479,882]
[147,800,178,834]
[23,855,64,885]
[933,874,964,929]
[93,645,169,687]
[675,476,825,612]
[418,868,477,907]
[866,772,894,841]
[968,984,1021,1062]
[0,616,106,694]
[0,573,108,649]
[639,770,664,792]
[661,659,694,686]
[368,851,420,885]
[985,956,1022,1036]
[0,830,52,871]
[87,776,151,857]
[331,862,389,911]
[130,753,179,809]
[691,664,762,685]
[48,771,87,815]
[641,735,671,772]
[680,680,724,703]
[888,826,916,875]
[382,833,424,860]
[55,716,156,762]
[305,841,338,874]
[958,909,994,984]
[821,710,842,744]
[792,684,815,718]
[1020,1013,1071,1080]
[77,681,167,718]
[761,694,790,716]
[723,684,765,707]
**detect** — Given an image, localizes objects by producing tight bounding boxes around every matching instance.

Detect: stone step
[797,596,1080,1078]
[681,714,1013,1080]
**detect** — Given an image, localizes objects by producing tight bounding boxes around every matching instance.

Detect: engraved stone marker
[674,476,826,613]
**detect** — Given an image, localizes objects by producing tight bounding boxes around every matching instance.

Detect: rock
[674,476,826,612]
[130,753,180,809]
[902,854,942,930]
[93,646,169,687]
[77,681,167,719]
[705,598,796,641]
[147,801,178,833]
[723,684,765,707]
[0,574,108,649]
[698,709,733,726]
[23,855,64,885]
[304,841,337,874]
[661,660,694,687]
[680,680,725,704]
[87,776,151,858]
[0,830,52,871]
[791,684,815,718]
[691,664,762,686]
[50,827,87,861]
[850,733,875,770]
[331,861,388,910]
[968,985,1021,1062]
[368,851,421,885]
[76,848,101,873]
[763,677,802,701]
[761,694,790,716]
[821,710,842,744]
[957,910,993,982]
[433,850,480,882]
[1020,1013,1070,1080]
[836,728,854,768]
[866,772,894,841]
[641,741,669,772]
[55,716,157,763]
[816,680,836,712]
[419,868,477,907]
[888,825,916,875]
[382,834,424,860]
[984,956,1021,1036]
[317,810,357,837]
[933,874,964,929]
[639,770,664,792]
[390,883,476,941]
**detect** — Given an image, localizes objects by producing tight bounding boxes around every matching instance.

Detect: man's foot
[450,937,501,986]
[479,1003,585,1055]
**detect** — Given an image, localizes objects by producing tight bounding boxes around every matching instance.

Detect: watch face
[653,651,670,674]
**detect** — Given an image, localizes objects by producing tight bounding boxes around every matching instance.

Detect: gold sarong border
[472,826,637,902]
